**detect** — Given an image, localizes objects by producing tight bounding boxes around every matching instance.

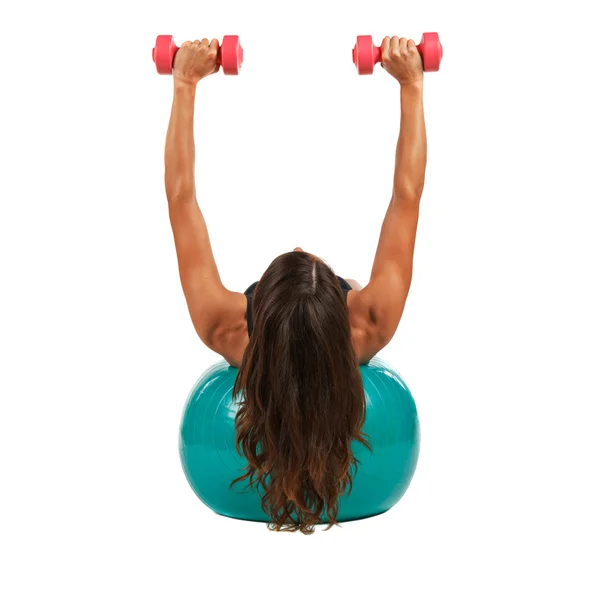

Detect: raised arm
[353,36,427,356]
[165,40,244,355]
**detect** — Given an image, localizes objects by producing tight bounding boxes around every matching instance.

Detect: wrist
[400,79,423,94]
[173,78,198,95]
[400,80,424,94]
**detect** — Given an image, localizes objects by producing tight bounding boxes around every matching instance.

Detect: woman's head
[232,251,371,533]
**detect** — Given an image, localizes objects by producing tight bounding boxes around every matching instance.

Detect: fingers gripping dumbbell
[152,35,244,75]
[352,33,443,75]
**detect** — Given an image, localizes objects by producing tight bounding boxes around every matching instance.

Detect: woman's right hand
[173,39,220,87]
[381,36,424,87]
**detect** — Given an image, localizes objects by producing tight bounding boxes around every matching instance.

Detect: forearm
[393,83,426,202]
[165,81,197,202]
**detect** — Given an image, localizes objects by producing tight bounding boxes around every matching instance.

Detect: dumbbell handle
[352,39,428,67]
[151,44,226,67]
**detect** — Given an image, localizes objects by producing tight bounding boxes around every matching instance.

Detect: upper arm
[355,195,420,348]
[168,199,243,350]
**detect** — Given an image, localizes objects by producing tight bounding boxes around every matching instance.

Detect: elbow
[393,183,424,205]
[392,190,422,208]
[165,167,195,204]
[166,183,195,205]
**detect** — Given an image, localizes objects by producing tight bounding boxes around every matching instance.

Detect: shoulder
[204,291,249,368]
[209,285,392,368]
[347,288,392,363]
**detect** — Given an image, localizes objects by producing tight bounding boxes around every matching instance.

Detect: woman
[165,37,426,533]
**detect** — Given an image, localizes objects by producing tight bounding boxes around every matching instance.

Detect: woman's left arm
[165,41,244,352]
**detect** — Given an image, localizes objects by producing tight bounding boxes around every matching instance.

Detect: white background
[1,0,599,598]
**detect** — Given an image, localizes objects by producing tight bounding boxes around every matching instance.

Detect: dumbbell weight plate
[419,32,443,72]
[220,35,244,75]
[353,35,379,75]
[153,35,178,75]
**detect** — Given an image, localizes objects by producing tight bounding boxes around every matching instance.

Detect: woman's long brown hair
[232,251,371,533]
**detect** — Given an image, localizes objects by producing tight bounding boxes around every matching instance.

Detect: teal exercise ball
[179,356,420,523]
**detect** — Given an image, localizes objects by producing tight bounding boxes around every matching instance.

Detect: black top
[243,276,353,337]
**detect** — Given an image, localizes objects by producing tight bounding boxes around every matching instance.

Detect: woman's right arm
[353,36,427,356]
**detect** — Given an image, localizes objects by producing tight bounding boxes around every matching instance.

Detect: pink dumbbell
[352,33,443,75]
[152,35,244,75]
